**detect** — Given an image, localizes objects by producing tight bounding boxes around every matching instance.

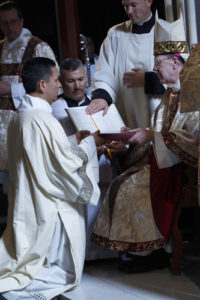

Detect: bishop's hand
[85,99,108,116]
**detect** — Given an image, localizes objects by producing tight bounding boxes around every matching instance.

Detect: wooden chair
[171,165,199,275]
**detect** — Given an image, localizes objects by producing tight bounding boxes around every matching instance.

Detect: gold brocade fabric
[179,44,200,204]
[92,90,199,252]
[153,90,198,168]
[92,165,166,252]
[180,43,200,113]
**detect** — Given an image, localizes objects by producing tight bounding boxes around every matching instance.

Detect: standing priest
[86,0,165,128]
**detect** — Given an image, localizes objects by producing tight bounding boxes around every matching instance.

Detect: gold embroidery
[154,41,188,55]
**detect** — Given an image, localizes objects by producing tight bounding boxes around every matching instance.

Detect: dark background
[78,0,165,54]
[0,0,165,63]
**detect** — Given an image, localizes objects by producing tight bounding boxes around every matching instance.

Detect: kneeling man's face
[45,67,61,103]
[60,66,87,103]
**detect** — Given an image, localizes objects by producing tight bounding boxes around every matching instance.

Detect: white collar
[18,94,52,113]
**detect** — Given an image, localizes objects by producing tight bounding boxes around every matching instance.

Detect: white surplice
[0,95,100,300]
[93,20,162,128]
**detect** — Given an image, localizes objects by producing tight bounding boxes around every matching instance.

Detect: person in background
[92,12,198,273]
[0,1,58,226]
[51,58,90,136]
[0,57,102,300]
[86,0,165,129]
[0,0,58,110]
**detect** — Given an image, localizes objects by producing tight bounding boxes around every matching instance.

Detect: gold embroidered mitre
[154,11,188,61]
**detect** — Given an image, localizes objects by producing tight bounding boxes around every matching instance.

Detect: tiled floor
[61,257,200,300]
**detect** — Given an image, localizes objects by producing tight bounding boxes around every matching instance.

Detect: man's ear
[174,56,180,67]
[146,0,153,8]
[37,79,46,93]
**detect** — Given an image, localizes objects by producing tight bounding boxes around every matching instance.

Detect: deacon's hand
[123,68,145,88]
[127,128,154,145]
[85,99,108,116]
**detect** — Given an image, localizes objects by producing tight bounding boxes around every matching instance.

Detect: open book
[65,104,125,133]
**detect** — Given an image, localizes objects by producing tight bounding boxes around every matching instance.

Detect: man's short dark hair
[0,1,23,19]
[21,57,56,94]
[60,58,84,76]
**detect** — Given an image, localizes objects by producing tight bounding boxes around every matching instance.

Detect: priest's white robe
[93,20,162,128]
[0,94,100,299]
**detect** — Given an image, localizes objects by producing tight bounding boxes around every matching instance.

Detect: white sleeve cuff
[68,134,78,146]
[153,132,181,169]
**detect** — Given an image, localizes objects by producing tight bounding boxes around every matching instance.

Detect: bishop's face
[0,8,23,42]
[153,55,179,85]
[122,0,152,24]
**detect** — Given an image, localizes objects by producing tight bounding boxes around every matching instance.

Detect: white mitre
[154,11,188,61]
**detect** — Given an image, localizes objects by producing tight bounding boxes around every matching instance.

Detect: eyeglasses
[154,57,170,67]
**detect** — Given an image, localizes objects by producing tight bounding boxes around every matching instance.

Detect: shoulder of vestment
[108,20,132,36]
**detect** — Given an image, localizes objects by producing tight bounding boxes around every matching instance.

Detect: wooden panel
[55,0,80,60]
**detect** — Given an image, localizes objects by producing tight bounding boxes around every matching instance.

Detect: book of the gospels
[65,104,125,133]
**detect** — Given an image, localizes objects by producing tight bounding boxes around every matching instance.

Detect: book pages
[66,104,125,133]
